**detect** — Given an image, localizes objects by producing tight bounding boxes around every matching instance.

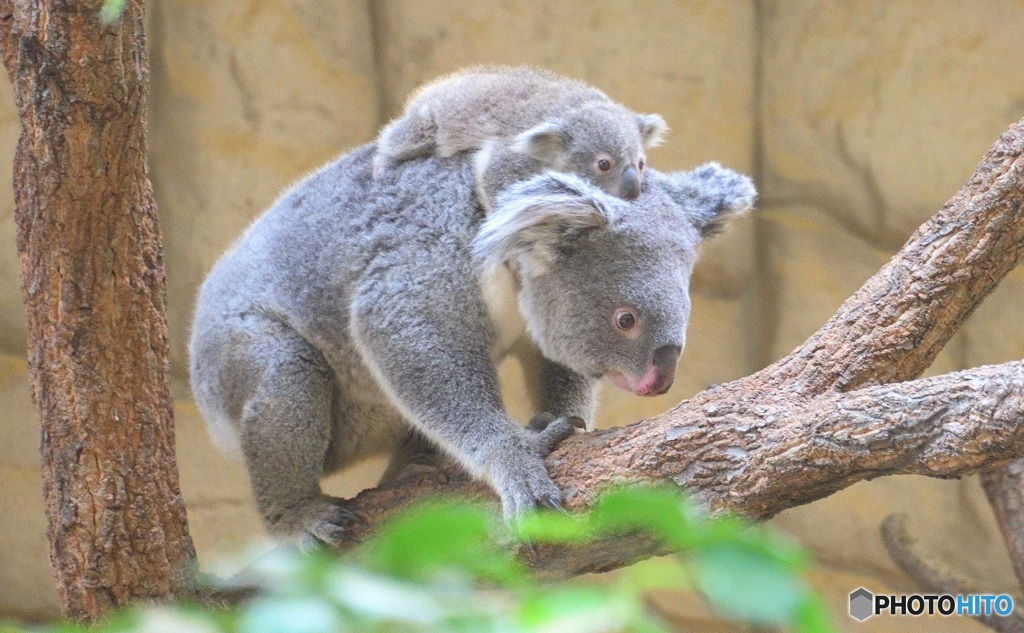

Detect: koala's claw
[276,496,363,551]
[527,412,587,453]
[544,495,569,515]
[520,540,540,564]
[494,458,565,520]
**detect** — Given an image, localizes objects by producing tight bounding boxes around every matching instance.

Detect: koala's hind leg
[378,429,446,487]
[373,114,438,177]
[233,319,360,548]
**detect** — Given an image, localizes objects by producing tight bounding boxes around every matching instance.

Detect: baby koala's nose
[619,166,640,199]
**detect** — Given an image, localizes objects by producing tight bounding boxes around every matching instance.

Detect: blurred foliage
[2,487,833,633]
[99,0,127,25]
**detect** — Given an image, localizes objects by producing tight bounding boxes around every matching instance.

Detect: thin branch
[982,462,1024,593]
[882,514,1024,633]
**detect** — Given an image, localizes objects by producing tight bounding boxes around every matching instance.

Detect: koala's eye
[638,159,645,170]
[613,308,638,332]
[597,158,613,172]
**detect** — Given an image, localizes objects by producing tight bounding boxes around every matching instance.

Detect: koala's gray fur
[189,143,754,547]
[373,66,667,204]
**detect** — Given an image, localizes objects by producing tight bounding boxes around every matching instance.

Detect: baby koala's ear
[511,120,568,165]
[638,113,668,148]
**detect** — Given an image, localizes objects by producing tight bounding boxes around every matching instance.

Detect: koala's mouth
[605,367,673,397]
[605,345,682,397]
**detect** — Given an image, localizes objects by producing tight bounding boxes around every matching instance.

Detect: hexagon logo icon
[849,587,874,621]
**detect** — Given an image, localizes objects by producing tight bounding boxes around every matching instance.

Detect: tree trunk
[0,0,195,621]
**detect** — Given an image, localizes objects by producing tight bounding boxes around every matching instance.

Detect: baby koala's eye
[596,158,612,172]
[613,307,638,332]
[638,159,645,170]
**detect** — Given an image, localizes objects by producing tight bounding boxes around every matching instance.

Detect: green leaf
[614,556,694,594]
[513,509,591,543]
[328,568,446,624]
[792,594,836,633]
[241,546,338,597]
[360,499,523,583]
[127,608,223,633]
[687,517,809,570]
[518,585,626,632]
[237,597,341,633]
[88,609,146,633]
[99,0,127,25]
[692,543,809,626]
[588,486,692,544]
[48,622,92,633]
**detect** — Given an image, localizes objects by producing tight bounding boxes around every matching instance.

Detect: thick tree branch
[335,361,1024,577]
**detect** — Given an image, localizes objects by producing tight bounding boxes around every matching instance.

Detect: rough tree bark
[0,0,196,622]
[330,116,1024,580]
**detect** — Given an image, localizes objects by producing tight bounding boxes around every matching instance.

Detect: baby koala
[373,65,667,206]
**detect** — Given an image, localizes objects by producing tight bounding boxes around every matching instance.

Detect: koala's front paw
[268,495,365,550]
[489,415,584,519]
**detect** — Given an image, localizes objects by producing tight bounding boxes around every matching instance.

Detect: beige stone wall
[1,1,1022,629]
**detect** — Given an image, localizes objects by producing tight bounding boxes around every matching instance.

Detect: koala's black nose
[650,344,682,395]
[620,166,640,200]
[652,344,681,372]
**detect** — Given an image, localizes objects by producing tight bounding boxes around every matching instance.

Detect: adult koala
[189,146,754,547]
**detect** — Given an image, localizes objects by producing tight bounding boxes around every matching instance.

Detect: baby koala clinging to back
[373,65,667,205]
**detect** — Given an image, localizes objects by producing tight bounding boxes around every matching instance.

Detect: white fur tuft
[639,113,669,148]
[471,172,612,274]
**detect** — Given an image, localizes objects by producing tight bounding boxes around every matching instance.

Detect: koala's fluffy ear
[472,173,612,274]
[638,113,668,148]
[662,162,756,238]
[510,121,568,165]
